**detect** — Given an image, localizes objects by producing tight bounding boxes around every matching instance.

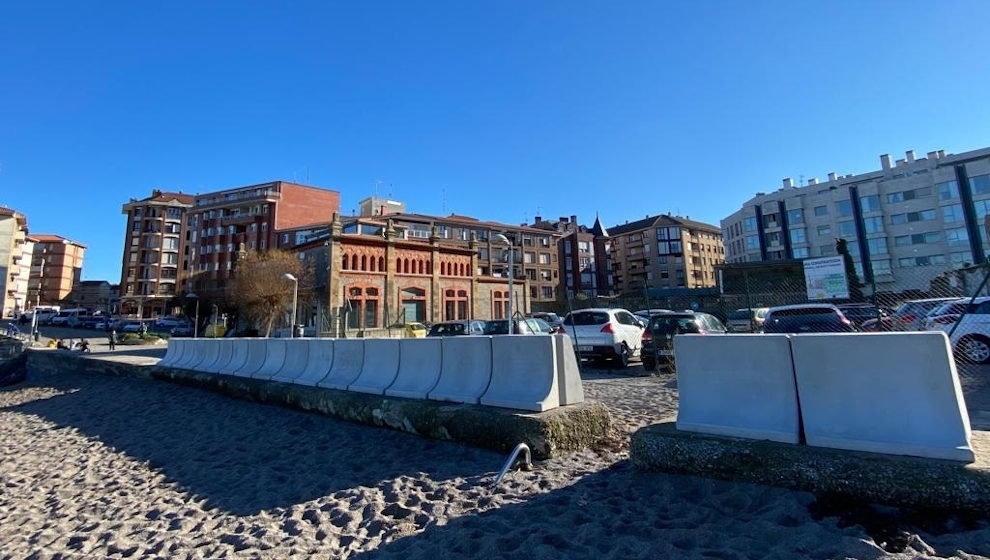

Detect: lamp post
[492,233,514,335]
[187,292,200,338]
[284,273,298,338]
[211,304,218,338]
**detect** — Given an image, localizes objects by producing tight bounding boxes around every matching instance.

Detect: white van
[51,308,87,327]
[29,306,60,325]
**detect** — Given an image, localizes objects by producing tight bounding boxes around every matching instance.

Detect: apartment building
[609,214,724,295]
[119,190,195,317]
[380,212,562,306]
[531,215,612,299]
[0,207,33,317]
[721,146,990,293]
[29,234,86,306]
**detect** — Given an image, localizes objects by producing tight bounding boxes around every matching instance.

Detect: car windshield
[429,323,465,335]
[764,310,846,333]
[564,312,609,326]
[648,315,699,334]
[727,309,753,320]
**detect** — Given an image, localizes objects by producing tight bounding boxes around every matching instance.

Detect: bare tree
[228,249,312,337]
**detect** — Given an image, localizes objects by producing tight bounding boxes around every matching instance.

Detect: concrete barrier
[232,339,268,378]
[159,339,185,368]
[292,339,334,386]
[270,339,311,383]
[675,334,801,444]
[187,339,221,371]
[553,335,584,406]
[790,332,975,462]
[252,339,287,380]
[173,339,204,370]
[218,339,251,375]
[481,336,560,411]
[317,339,364,390]
[385,338,443,399]
[428,336,493,405]
[205,340,236,373]
[348,338,401,395]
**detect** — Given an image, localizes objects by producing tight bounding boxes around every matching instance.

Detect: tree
[228,249,313,337]
[835,238,864,302]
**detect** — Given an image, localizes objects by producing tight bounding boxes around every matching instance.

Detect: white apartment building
[0,207,34,317]
[722,146,990,293]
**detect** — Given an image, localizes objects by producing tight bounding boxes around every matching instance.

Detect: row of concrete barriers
[157,335,585,412]
[674,331,976,462]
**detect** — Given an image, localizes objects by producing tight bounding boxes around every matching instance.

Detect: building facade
[119,190,195,317]
[65,280,117,312]
[531,215,613,299]
[608,215,724,295]
[721,146,990,293]
[29,234,86,307]
[0,207,33,317]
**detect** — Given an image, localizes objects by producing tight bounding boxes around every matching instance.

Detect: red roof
[30,234,86,248]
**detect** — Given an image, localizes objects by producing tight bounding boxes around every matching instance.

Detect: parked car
[836,304,890,329]
[426,320,487,337]
[921,299,969,331]
[888,298,960,331]
[528,317,562,334]
[484,318,548,335]
[561,308,644,366]
[930,296,990,363]
[170,324,195,337]
[526,312,563,330]
[154,317,186,331]
[641,311,727,372]
[725,307,769,333]
[762,304,856,334]
[82,317,111,330]
[404,322,428,338]
[119,320,153,333]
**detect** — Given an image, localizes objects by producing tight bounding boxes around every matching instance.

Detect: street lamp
[492,233,514,335]
[187,292,200,338]
[284,273,298,338]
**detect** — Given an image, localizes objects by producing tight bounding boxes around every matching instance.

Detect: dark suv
[641,311,726,372]
[762,304,856,333]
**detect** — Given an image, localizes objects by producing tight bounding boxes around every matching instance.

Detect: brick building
[531,214,613,299]
[29,234,86,306]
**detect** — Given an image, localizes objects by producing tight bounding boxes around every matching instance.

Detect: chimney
[905,150,915,163]
[827,172,837,181]
[782,177,794,188]
[559,216,568,223]
[880,154,892,170]
[808,178,818,185]
[938,150,946,158]
[927,151,938,159]
[570,215,577,225]
[534,215,542,223]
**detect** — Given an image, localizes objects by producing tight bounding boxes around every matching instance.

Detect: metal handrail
[490,443,534,490]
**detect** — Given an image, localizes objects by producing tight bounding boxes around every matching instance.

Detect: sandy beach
[2,358,989,559]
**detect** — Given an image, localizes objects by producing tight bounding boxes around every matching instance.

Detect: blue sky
[2,1,989,282]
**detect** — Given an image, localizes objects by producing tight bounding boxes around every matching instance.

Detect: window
[859,195,881,212]
[971,175,990,195]
[890,210,935,224]
[819,244,836,256]
[937,180,959,200]
[538,253,551,265]
[814,205,828,217]
[836,200,852,217]
[946,227,969,247]
[524,252,535,264]
[346,286,380,329]
[861,216,883,234]
[871,259,892,275]
[164,238,179,250]
[942,204,964,223]
[656,227,681,240]
[792,247,809,258]
[838,220,856,237]
[816,225,831,236]
[950,251,973,265]
[743,217,757,232]
[894,232,939,246]
[867,238,888,255]
[787,208,804,225]
[789,228,807,243]
[900,255,946,267]
[745,235,760,250]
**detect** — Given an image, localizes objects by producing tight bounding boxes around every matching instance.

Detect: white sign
[804,256,849,300]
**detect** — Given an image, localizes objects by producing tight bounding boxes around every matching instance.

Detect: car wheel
[642,358,656,372]
[957,335,990,364]
[613,343,630,368]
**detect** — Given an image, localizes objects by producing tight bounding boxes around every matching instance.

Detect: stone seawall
[25,350,612,459]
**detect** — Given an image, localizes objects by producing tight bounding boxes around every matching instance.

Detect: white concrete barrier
[348,338,401,395]
[428,336,493,405]
[790,332,975,462]
[675,334,801,444]
[173,339,204,369]
[232,340,268,378]
[270,339,311,383]
[317,339,364,390]
[187,340,221,371]
[481,336,560,411]
[218,339,251,375]
[159,339,185,368]
[252,339,288,380]
[205,340,236,373]
[553,335,584,406]
[386,338,443,399]
[292,339,334,386]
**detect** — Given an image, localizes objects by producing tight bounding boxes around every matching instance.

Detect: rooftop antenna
[799,174,804,186]
[442,189,447,215]
[388,183,393,198]
[375,179,383,197]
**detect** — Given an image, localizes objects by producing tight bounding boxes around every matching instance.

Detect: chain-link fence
[552,260,990,371]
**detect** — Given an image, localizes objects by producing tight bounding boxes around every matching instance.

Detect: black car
[641,311,726,372]
[762,305,857,334]
[426,320,487,337]
[836,304,889,328]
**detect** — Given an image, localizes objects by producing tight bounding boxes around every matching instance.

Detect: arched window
[369,255,376,272]
[361,255,368,271]
[346,284,381,330]
[351,255,359,270]
[342,254,349,270]
[492,290,508,319]
[403,258,410,274]
[444,288,470,321]
[378,256,385,271]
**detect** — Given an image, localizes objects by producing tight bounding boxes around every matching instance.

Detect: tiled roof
[608,214,720,236]
[31,234,86,247]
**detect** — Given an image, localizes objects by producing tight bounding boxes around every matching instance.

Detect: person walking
[108,329,117,351]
